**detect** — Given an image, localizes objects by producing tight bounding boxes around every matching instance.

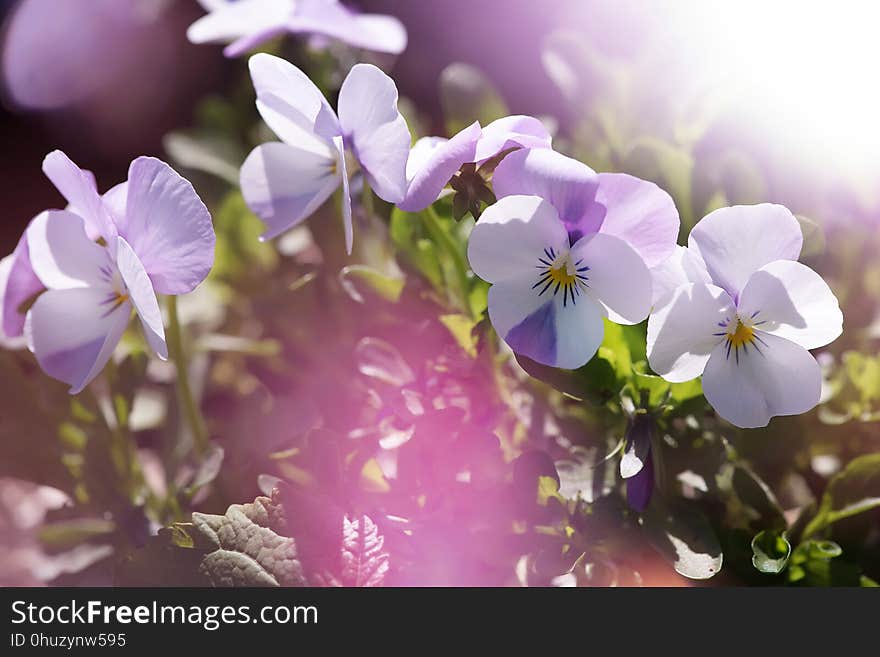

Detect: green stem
[422,204,472,316]
[167,296,208,455]
[89,383,142,500]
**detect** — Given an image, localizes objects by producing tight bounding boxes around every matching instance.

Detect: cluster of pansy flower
[0,151,215,394]
[0,32,844,450]
[238,53,843,434]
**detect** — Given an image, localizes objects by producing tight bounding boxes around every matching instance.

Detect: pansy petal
[570,232,652,325]
[650,245,710,308]
[589,173,679,267]
[473,115,552,163]
[335,136,353,255]
[187,0,291,46]
[626,450,654,512]
[116,237,166,360]
[647,283,735,383]
[196,0,230,11]
[26,210,109,289]
[240,141,341,240]
[224,27,289,58]
[344,14,408,54]
[1,232,43,338]
[489,271,605,369]
[42,150,115,242]
[738,260,842,350]
[399,122,480,212]
[405,136,447,181]
[248,53,340,146]
[688,204,802,300]
[467,195,569,284]
[289,0,407,54]
[102,182,127,224]
[0,254,28,348]
[118,157,215,295]
[25,287,131,394]
[489,275,556,364]
[701,331,822,428]
[337,63,410,203]
[492,148,600,234]
[549,286,606,369]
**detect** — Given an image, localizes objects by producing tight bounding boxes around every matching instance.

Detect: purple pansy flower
[188,0,407,58]
[1,150,117,341]
[647,204,843,428]
[239,53,410,253]
[0,151,214,394]
[399,115,552,212]
[0,254,27,349]
[492,148,680,268]
[621,414,655,513]
[465,148,678,369]
[467,194,654,369]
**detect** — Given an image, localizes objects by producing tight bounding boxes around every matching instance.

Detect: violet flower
[188,0,407,58]
[620,414,655,513]
[465,148,679,369]
[399,115,553,212]
[647,204,843,428]
[467,195,654,369]
[0,151,214,393]
[239,53,410,253]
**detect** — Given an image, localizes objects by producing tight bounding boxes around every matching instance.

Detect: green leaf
[390,208,443,289]
[787,539,855,586]
[39,518,115,550]
[513,353,585,399]
[751,529,791,574]
[272,488,390,587]
[439,62,508,135]
[796,214,826,257]
[732,464,786,530]
[642,498,723,580]
[599,321,634,379]
[515,319,632,403]
[804,453,880,537]
[191,496,307,586]
[163,131,243,185]
[513,450,563,511]
[805,540,842,560]
[307,515,390,587]
[843,351,880,406]
[0,352,77,492]
[109,352,148,431]
[120,490,390,587]
[116,527,210,586]
[439,313,478,357]
[556,446,616,503]
[210,191,279,282]
[339,265,404,304]
[355,337,415,387]
[628,366,703,411]
[184,444,225,496]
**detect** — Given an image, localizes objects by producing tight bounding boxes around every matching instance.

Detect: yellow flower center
[727,320,754,348]
[110,292,130,312]
[533,247,590,307]
[546,263,576,287]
